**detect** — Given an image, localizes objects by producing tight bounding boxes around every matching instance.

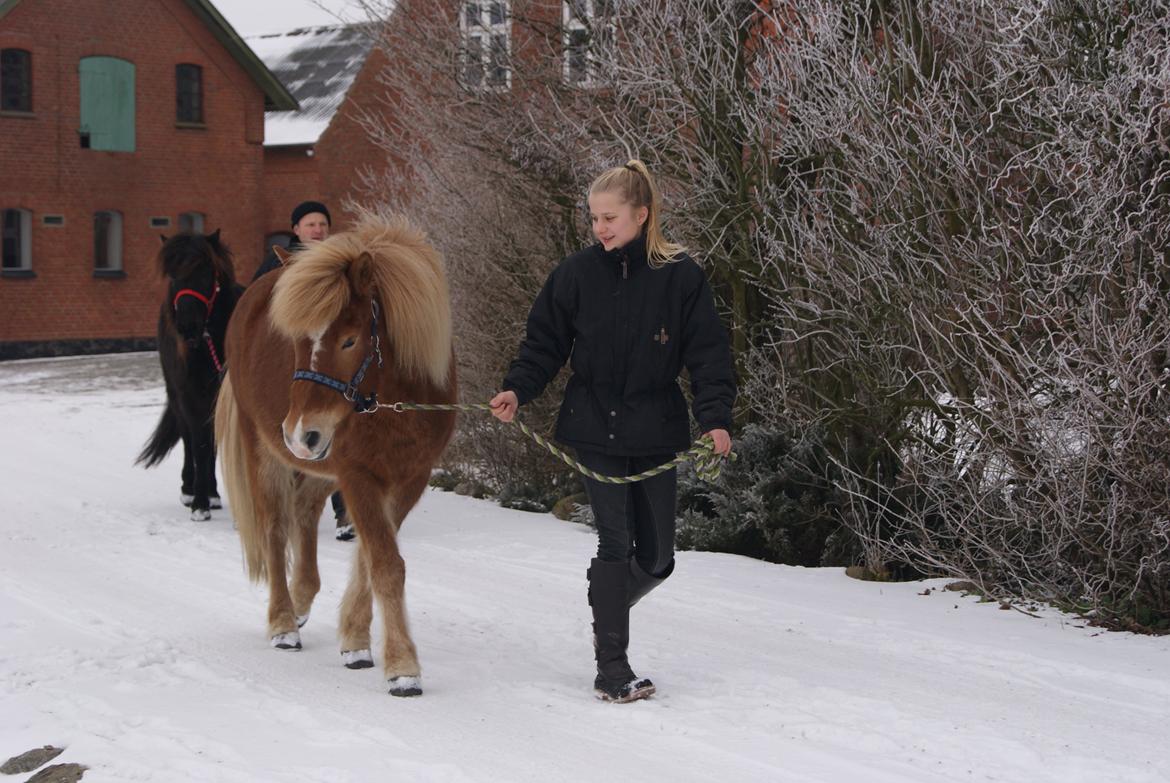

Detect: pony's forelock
[267,216,452,387]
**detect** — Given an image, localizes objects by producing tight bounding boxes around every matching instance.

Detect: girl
[490,160,736,703]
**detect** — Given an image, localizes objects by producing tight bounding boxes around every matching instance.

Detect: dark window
[79,57,135,152]
[1,49,32,112]
[150,216,171,228]
[178,211,204,234]
[176,63,203,123]
[94,210,123,271]
[2,208,32,270]
[265,232,295,257]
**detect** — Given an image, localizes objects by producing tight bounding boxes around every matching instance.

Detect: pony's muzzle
[282,418,333,461]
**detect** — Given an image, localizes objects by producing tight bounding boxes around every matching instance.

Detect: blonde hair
[589,159,685,267]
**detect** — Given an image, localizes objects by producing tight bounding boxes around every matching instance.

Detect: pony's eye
[342,337,356,349]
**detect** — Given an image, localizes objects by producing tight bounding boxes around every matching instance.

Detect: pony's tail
[215,373,266,582]
[136,404,181,468]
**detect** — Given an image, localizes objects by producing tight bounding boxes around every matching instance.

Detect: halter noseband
[292,299,384,414]
[172,275,224,374]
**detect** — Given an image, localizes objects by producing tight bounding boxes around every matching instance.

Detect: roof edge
[182,0,299,112]
[0,0,299,112]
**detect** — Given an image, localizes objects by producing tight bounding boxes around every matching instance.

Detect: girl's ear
[636,205,649,227]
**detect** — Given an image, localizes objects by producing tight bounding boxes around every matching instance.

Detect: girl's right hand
[489,390,519,422]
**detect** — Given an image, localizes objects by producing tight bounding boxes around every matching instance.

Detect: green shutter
[79,56,135,152]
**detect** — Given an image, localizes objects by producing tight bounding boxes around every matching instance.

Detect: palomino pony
[215,216,456,696]
[138,230,243,521]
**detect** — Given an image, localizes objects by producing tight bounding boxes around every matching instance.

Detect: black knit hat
[290,200,331,227]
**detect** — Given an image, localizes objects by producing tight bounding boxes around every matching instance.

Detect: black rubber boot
[588,558,655,703]
[628,557,674,608]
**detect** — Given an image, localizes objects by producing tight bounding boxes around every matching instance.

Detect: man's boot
[588,558,655,703]
[628,557,674,608]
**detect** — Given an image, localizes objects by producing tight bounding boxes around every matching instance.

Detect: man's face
[293,213,329,243]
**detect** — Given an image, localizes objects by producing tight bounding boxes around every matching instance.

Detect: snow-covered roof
[248,24,375,147]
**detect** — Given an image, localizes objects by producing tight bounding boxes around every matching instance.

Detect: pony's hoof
[190,507,211,522]
[341,649,374,669]
[209,495,223,510]
[388,675,422,697]
[180,492,194,507]
[270,631,302,650]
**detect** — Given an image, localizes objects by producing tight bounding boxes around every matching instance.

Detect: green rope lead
[382,401,735,484]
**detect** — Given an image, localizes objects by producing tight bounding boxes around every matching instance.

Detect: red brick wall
[315,46,400,229]
[0,0,268,347]
[259,144,320,264]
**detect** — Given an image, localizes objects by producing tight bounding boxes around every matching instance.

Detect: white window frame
[94,210,123,272]
[563,0,615,87]
[2,208,32,272]
[178,211,205,234]
[460,1,512,91]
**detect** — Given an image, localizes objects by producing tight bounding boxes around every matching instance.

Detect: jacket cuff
[501,381,532,406]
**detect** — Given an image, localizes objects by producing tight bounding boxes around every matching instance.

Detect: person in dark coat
[490,160,736,703]
[253,200,354,542]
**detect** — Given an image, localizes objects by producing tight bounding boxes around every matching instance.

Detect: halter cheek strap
[172,277,224,374]
[292,300,384,413]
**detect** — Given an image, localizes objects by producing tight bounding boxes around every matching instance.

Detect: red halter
[172,278,220,314]
[172,277,224,373]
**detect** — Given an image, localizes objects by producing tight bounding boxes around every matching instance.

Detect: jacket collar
[600,231,648,268]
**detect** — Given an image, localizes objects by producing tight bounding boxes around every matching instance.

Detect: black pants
[331,491,345,518]
[577,450,677,577]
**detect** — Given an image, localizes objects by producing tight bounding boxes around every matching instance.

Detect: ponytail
[589,159,686,267]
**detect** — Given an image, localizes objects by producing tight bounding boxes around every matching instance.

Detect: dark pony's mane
[158,232,237,285]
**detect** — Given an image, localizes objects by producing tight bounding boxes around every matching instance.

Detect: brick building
[247,23,389,255]
[0,0,295,359]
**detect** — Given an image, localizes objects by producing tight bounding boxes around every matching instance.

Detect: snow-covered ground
[1,353,1167,783]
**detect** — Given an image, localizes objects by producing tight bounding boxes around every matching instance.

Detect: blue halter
[292,300,384,413]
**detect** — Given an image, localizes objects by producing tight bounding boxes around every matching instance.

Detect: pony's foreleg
[338,543,375,670]
[342,480,420,695]
[189,419,215,521]
[288,476,331,629]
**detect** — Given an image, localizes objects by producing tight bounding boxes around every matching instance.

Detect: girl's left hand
[704,428,732,456]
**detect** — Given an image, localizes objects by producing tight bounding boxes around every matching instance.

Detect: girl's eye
[342,337,356,349]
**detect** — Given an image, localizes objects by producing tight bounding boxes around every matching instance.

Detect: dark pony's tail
[137,404,181,467]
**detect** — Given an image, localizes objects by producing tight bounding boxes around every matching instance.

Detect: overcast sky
[212,0,368,37]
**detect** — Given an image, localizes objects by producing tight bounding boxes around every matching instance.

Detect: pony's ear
[159,234,169,244]
[273,245,292,265]
[348,251,375,296]
[209,228,222,243]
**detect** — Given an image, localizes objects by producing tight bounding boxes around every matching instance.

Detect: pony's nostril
[304,430,321,450]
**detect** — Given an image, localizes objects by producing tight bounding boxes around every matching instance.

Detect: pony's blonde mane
[268,215,452,388]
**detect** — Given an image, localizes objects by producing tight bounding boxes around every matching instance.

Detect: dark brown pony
[215,216,456,696]
[138,230,242,520]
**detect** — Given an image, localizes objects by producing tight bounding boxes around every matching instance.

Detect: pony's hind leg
[254,457,300,649]
[289,475,332,629]
[180,431,195,507]
[338,543,375,670]
[342,478,421,695]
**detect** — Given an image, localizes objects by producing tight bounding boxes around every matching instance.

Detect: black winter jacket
[502,234,736,456]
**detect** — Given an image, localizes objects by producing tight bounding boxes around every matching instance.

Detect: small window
[461,2,511,90]
[176,63,203,124]
[1,49,32,112]
[41,214,65,227]
[265,231,295,255]
[94,210,123,272]
[150,216,171,228]
[563,1,614,86]
[79,56,135,152]
[178,211,204,233]
[2,208,32,271]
